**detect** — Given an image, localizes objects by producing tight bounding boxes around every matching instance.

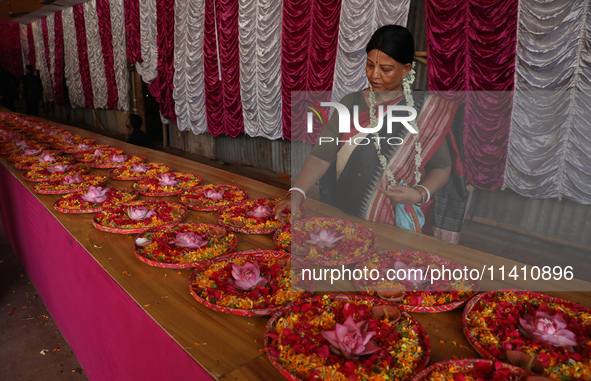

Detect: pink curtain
[426,0,518,190]
[96,0,118,109]
[73,4,94,108]
[27,24,36,70]
[41,19,55,92]
[147,0,176,122]
[124,0,141,64]
[203,0,244,137]
[280,0,342,142]
[0,21,23,78]
[53,12,65,104]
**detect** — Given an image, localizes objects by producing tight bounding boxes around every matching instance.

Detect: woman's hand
[274,193,303,224]
[377,185,422,205]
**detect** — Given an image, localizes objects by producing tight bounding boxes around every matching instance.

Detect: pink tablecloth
[0,164,213,381]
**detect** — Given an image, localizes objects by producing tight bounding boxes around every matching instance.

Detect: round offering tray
[32,175,108,194]
[178,184,248,211]
[53,187,138,214]
[108,162,173,181]
[289,217,377,266]
[133,223,237,268]
[353,250,479,313]
[217,198,285,234]
[63,143,110,154]
[13,153,72,170]
[463,290,591,380]
[133,172,203,196]
[411,359,533,381]
[22,163,90,182]
[92,200,188,234]
[73,148,126,163]
[189,249,314,316]
[89,155,146,169]
[265,294,431,381]
[9,148,64,163]
[51,138,95,150]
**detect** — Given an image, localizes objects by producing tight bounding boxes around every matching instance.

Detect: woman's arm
[377,165,451,205]
[273,155,332,221]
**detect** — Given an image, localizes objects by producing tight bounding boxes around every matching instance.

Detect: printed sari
[319,90,468,243]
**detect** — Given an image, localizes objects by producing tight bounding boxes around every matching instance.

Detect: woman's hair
[365,25,414,64]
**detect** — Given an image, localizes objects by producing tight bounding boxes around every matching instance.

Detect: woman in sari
[274,25,467,243]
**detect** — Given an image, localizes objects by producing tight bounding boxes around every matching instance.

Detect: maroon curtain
[0,21,23,78]
[426,0,518,190]
[124,0,141,64]
[41,19,55,92]
[53,12,65,104]
[96,0,118,109]
[280,0,342,142]
[27,24,36,70]
[72,4,94,108]
[147,0,176,122]
[203,0,243,137]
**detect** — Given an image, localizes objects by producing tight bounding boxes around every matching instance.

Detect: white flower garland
[370,62,422,188]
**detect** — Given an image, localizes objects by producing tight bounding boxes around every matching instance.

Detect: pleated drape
[62,7,85,108]
[281,0,342,142]
[110,0,130,113]
[27,24,36,70]
[73,4,94,108]
[32,21,52,102]
[124,0,141,64]
[238,0,283,139]
[203,0,244,137]
[53,12,65,105]
[136,0,158,83]
[173,0,207,134]
[330,0,411,104]
[147,0,177,122]
[96,0,119,110]
[426,0,519,190]
[505,0,591,204]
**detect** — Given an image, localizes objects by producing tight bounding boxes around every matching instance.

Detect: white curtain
[84,0,108,109]
[136,0,158,84]
[331,0,411,104]
[62,7,85,108]
[19,24,28,68]
[110,0,130,113]
[505,0,591,204]
[238,0,283,139]
[32,21,53,103]
[46,14,56,97]
[173,0,207,134]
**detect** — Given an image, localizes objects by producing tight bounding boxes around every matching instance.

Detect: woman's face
[365,49,412,92]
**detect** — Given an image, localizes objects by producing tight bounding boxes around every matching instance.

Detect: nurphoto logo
[307,101,419,146]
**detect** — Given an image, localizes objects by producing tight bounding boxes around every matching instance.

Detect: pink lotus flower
[519,311,579,351]
[76,143,89,149]
[93,149,104,157]
[204,189,225,201]
[111,154,127,163]
[61,174,83,184]
[24,148,42,156]
[135,237,153,247]
[172,232,208,249]
[126,206,156,221]
[131,164,149,173]
[305,228,345,248]
[245,205,273,219]
[46,164,71,173]
[229,261,269,291]
[320,316,380,359]
[158,173,178,187]
[64,137,74,144]
[15,139,28,148]
[81,186,110,203]
[38,152,57,163]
